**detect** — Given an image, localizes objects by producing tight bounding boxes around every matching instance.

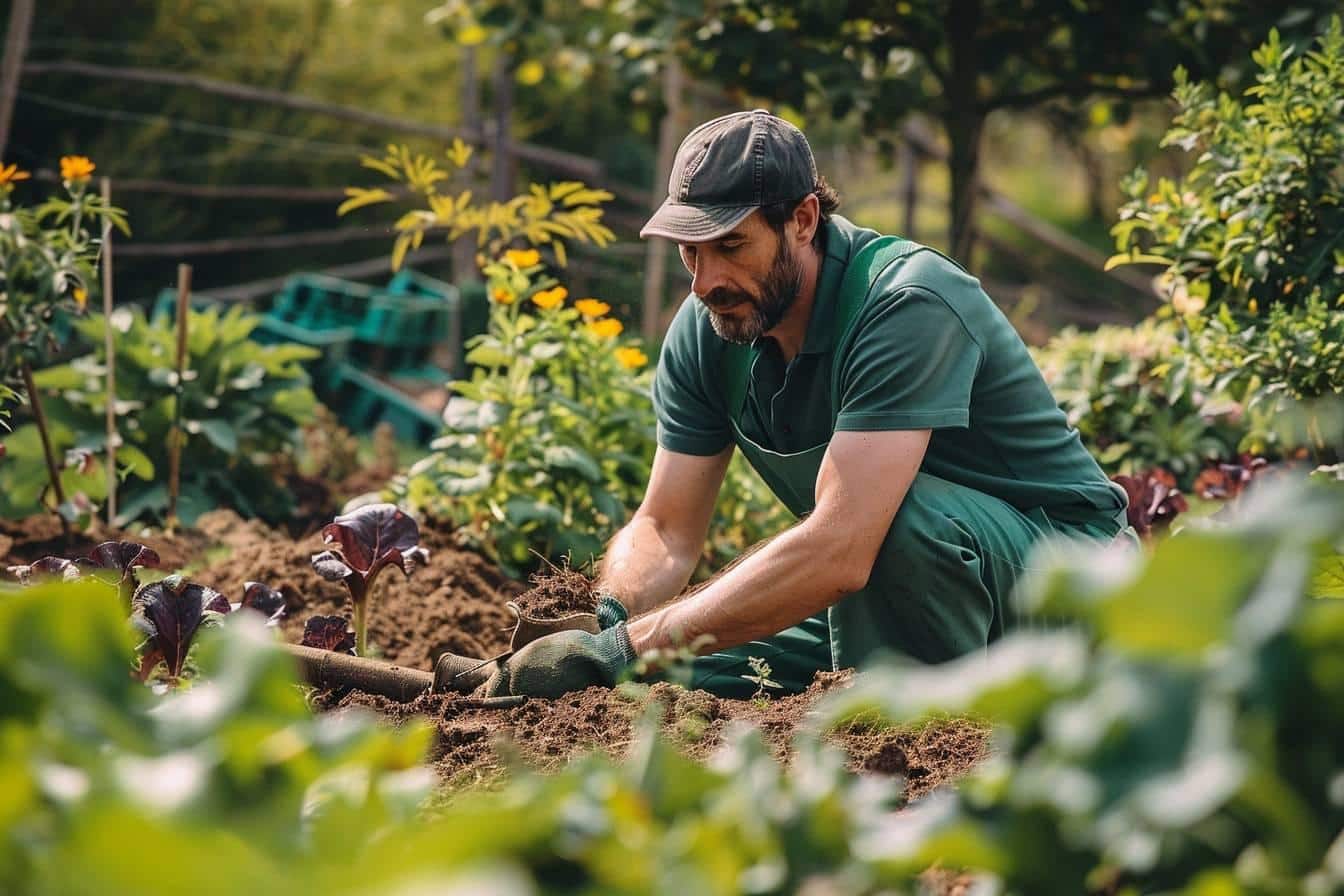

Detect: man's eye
[720,242,742,253]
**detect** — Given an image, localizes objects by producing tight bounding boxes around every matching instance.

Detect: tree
[456,0,1339,257]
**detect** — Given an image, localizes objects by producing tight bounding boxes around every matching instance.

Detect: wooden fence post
[0,0,35,159]
[101,176,118,525]
[167,264,191,529]
[642,55,684,343]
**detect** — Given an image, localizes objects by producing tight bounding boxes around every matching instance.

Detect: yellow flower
[60,155,95,182]
[72,287,88,310]
[587,318,623,339]
[0,163,30,186]
[575,298,610,318]
[1248,298,1258,314]
[492,286,516,305]
[614,346,647,369]
[531,286,567,309]
[505,248,541,268]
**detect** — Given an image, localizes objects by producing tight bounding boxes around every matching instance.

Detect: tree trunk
[20,361,69,539]
[945,0,983,261]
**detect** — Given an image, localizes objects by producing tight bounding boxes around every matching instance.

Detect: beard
[703,238,805,344]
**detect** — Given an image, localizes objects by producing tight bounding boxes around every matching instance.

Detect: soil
[1,507,992,891]
[510,564,599,619]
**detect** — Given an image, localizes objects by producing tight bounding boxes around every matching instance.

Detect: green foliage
[823,478,1344,894]
[1180,295,1344,456]
[339,142,615,270]
[0,306,318,526]
[394,257,655,575]
[1032,318,1240,482]
[1111,17,1344,314]
[0,158,128,379]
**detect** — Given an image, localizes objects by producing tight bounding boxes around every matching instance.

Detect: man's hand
[482,623,637,698]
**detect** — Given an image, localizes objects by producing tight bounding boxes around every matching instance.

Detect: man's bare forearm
[596,513,702,615]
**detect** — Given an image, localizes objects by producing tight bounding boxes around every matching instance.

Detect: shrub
[1032,318,1241,482]
[0,306,319,526]
[1109,17,1344,315]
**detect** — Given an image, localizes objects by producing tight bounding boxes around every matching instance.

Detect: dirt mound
[510,564,599,619]
[0,513,208,571]
[190,512,522,669]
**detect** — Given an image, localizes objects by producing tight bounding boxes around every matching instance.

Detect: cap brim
[639,199,755,242]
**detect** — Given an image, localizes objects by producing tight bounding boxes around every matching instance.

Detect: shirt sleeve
[834,286,983,432]
[652,297,734,455]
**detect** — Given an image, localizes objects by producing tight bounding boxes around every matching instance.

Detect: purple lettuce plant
[300,615,357,655]
[310,503,429,656]
[6,540,160,603]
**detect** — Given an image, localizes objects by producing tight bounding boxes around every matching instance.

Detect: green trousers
[687,472,1124,698]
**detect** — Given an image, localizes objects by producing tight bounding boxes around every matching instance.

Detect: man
[479,109,1128,699]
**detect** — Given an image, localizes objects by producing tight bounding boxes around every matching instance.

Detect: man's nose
[690,254,725,299]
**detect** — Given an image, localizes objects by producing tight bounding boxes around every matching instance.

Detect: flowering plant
[0,156,128,525]
[395,250,655,574]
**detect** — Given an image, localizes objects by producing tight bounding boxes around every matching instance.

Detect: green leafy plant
[0,306,319,526]
[0,156,128,527]
[395,262,655,575]
[1109,17,1344,315]
[339,140,615,268]
[822,477,1344,894]
[1032,319,1241,483]
[742,655,782,705]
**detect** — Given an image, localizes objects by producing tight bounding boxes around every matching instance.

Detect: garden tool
[283,642,526,707]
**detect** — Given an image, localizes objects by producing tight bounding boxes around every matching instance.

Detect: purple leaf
[7,556,79,585]
[237,581,287,625]
[130,575,231,681]
[83,541,162,574]
[76,541,162,604]
[320,503,421,575]
[300,615,356,654]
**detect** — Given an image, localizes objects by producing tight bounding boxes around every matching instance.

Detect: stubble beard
[704,239,806,345]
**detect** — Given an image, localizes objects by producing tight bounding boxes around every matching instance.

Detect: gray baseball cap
[640,109,819,242]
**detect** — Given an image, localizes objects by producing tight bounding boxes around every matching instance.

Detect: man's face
[678,212,805,344]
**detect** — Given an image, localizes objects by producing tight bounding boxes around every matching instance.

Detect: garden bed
[1,511,989,804]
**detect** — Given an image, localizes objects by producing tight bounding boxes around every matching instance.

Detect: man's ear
[791,193,820,248]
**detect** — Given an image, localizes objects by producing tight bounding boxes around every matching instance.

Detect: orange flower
[614,346,647,369]
[0,163,30,186]
[491,286,516,305]
[72,287,88,310]
[587,318,623,339]
[575,298,610,318]
[60,155,95,182]
[531,286,567,309]
[505,248,541,268]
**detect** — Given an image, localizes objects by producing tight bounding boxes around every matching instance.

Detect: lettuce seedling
[77,541,162,606]
[1113,468,1188,538]
[301,615,356,655]
[310,504,429,656]
[130,574,231,683]
[235,581,288,626]
[6,556,79,584]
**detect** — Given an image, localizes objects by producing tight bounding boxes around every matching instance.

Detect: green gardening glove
[484,622,637,699]
[595,591,628,630]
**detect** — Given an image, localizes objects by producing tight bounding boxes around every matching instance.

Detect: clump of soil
[331,669,989,805]
[510,563,599,619]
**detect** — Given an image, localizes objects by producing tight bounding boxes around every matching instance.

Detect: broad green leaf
[543,445,601,482]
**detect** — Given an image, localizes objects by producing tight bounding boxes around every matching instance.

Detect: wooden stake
[0,0,35,159]
[642,55,684,343]
[101,176,118,525]
[167,263,191,528]
[20,360,68,539]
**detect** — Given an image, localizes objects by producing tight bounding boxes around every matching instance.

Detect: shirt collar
[797,216,859,356]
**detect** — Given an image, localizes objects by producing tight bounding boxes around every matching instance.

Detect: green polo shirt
[652,215,1126,528]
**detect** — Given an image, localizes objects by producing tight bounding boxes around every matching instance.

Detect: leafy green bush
[1181,295,1344,455]
[0,306,319,526]
[823,477,1344,894]
[394,256,655,575]
[1032,318,1241,482]
[1109,17,1344,315]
